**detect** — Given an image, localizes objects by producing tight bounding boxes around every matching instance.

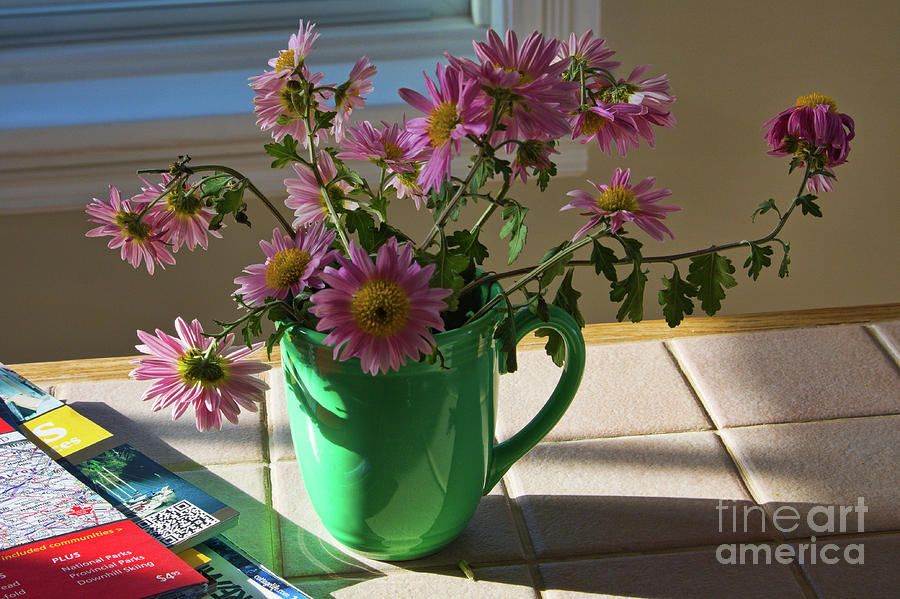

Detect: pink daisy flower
[252,65,331,144]
[589,65,676,150]
[131,174,222,251]
[762,93,855,191]
[283,150,353,227]
[571,102,645,155]
[557,30,620,72]
[562,168,679,241]
[250,19,320,90]
[331,56,377,141]
[130,317,270,431]
[336,119,430,173]
[398,63,488,193]
[449,29,578,142]
[511,139,558,183]
[387,165,430,209]
[310,238,452,375]
[234,223,339,306]
[85,185,175,275]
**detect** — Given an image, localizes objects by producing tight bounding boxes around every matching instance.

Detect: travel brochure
[0,363,311,599]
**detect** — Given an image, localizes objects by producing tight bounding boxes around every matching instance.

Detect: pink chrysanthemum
[130,174,222,251]
[130,317,270,431]
[284,150,353,227]
[387,165,430,209]
[336,120,430,173]
[762,93,855,192]
[571,102,645,155]
[449,29,578,142]
[562,168,679,241]
[252,65,331,144]
[86,186,175,274]
[557,30,620,71]
[398,63,488,193]
[310,238,452,375]
[511,139,558,183]
[234,223,339,306]
[250,19,320,90]
[331,56,377,141]
[608,65,677,147]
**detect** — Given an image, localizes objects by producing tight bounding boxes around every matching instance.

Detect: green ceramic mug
[279,293,585,560]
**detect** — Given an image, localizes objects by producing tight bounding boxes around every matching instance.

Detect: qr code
[138,499,220,546]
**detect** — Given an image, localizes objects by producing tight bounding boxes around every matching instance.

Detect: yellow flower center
[279,80,306,116]
[383,141,403,160]
[425,102,459,148]
[795,93,838,113]
[579,110,607,136]
[178,348,228,387]
[166,189,203,218]
[351,279,410,337]
[275,49,295,72]
[114,211,151,241]
[598,185,638,212]
[265,248,312,289]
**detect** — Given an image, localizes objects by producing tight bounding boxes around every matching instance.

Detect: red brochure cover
[0,419,207,598]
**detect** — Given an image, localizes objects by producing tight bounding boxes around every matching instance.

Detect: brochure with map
[0,364,239,554]
[0,417,209,599]
[182,536,313,599]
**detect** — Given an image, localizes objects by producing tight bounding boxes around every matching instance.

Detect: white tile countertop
[11,305,900,598]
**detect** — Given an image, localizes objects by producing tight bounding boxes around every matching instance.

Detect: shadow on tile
[512,494,774,558]
[539,550,809,599]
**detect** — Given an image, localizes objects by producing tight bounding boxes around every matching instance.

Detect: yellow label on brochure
[177,548,211,569]
[22,405,112,457]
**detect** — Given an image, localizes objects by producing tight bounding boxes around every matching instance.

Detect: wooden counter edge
[10,303,900,384]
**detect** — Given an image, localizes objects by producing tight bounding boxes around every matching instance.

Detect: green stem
[138,164,295,237]
[470,178,511,236]
[304,118,352,254]
[463,164,815,293]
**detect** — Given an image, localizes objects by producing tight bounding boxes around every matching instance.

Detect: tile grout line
[662,339,723,430]
[664,338,826,597]
[864,324,900,373]
[496,478,545,598]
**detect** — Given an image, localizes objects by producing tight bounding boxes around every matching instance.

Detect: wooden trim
[9,303,899,384]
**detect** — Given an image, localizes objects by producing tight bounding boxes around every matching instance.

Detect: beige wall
[2,0,898,363]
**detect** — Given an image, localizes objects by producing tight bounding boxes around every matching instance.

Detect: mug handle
[483,304,586,493]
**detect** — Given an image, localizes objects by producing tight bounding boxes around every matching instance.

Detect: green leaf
[743,242,774,281]
[200,174,231,196]
[493,298,518,373]
[209,213,224,230]
[446,229,489,265]
[535,161,557,192]
[609,236,647,323]
[658,264,697,328]
[345,210,377,252]
[751,198,778,223]
[777,240,791,278]
[797,194,823,217]
[553,268,585,328]
[538,241,572,289]
[216,188,245,213]
[314,111,336,131]
[499,202,529,264]
[469,156,494,194]
[535,327,566,367]
[264,135,301,168]
[590,240,618,282]
[610,262,648,323]
[686,252,737,316]
[422,232,469,312]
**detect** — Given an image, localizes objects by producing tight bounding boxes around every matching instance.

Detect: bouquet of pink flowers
[85,22,854,431]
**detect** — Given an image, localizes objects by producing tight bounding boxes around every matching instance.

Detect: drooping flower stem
[462,165,815,300]
[138,164,295,237]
